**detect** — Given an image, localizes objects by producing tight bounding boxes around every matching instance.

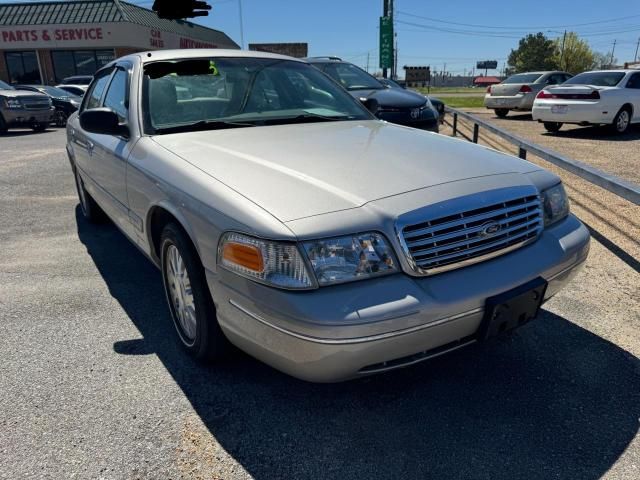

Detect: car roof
[113,48,305,67]
[303,56,343,63]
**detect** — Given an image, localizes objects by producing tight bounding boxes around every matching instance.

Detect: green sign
[379,16,393,69]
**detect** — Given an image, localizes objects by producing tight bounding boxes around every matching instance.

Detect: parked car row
[485,70,640,134]
[0,75,90,133]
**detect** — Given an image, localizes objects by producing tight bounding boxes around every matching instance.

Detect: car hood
[0,89,48,98]
[152,120,540,222]
[349,88,427,108]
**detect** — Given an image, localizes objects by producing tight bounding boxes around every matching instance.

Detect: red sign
[2,27,103,43]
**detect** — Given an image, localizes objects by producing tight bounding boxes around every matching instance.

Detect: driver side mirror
[80,108,129,137]
[360,97,380,115]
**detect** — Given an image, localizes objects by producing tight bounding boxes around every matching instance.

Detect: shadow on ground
[542,124,640,141]
[76,207,640,480]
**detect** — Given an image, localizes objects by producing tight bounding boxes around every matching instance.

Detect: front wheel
[543,122,562,133]
[160,223,228,361]
[494,109,509,118]
[612,107,631,134]
[32,122,47,132]
[54,110,68,127]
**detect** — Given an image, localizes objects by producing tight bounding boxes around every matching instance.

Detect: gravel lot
[1,128,639,480]
[448,108,640,185]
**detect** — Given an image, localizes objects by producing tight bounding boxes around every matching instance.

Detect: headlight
[302,232,398,286]
[4,98,22,109]
[218,232,314,289]
[541,183,569,226]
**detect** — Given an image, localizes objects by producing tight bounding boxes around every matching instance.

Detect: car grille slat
[400,194,543,275]
[405,208,541,250]
[409,217,541,258]
[403,198,541,240]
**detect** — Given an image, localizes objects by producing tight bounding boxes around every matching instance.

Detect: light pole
[238,0,245,49]
[549,30,567,70]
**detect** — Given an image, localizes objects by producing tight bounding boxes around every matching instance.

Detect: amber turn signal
[222,242,264,272]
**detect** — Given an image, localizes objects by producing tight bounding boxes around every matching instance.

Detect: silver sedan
[66,50,589,382]
[485,71,573,117]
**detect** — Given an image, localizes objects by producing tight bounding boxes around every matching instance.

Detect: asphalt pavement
[1,127,639,480]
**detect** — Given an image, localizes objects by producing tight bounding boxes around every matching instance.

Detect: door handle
[87,141,94,156]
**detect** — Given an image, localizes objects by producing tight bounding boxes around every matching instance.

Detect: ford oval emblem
[480,221,501,237]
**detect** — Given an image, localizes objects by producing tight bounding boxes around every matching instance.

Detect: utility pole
[393,34,398,79]
[635,37,640,63]
[238,0,245,49]
[559,30,567,70]
[366,52,370,73]
[610,39,617,67]
[382,0,388,78]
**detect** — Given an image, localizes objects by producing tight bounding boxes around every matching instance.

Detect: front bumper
[3,107,54,127]
[209,214,590,382]
[484,93,535,111]
[532,102,612,125]
[378,111,439,132]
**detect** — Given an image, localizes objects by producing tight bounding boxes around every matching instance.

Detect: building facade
[248,43,308,58]
[0,0,239,85]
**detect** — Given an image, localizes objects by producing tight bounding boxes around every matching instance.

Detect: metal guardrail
[446,107,640,206]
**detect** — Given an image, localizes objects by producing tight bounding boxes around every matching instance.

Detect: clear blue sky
[190,0,640,76]
[6,0,640,76]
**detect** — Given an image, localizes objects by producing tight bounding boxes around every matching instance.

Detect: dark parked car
[61,75,93,86]
[378,77,445,123]
[14,85,81,127]
[306,57,440,132]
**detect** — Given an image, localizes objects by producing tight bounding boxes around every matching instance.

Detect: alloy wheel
[165,244,197,344]
[616,110,630,133]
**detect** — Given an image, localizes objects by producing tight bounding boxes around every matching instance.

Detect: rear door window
[83,70,112,111]
[103,68,129,121]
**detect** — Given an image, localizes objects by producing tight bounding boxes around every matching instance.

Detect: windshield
[321,62,384,91]
[65,76,92,85]
[143,57,372,134]
[564,72,625,87]
[42,86,74,97]
[0,79,14,90]
[502,73,543,84]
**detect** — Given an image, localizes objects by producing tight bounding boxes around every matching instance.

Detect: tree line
[507,32,616,75]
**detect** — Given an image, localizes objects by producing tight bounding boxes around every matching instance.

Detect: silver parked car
[485,71,572,117]
[67,50,590,382]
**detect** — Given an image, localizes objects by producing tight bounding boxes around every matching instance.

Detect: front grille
[22,97,50,110]
[400,194,543,275]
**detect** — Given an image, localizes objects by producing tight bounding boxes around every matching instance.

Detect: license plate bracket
[478,277,548,340]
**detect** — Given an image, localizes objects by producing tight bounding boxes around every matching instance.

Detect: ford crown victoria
[66,50,590,382]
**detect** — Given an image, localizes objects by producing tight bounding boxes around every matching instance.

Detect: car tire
[32,123,47,132]
[54,110,68,127]
[543,122,562,133]
[612,107,631,134]
[494,109,509,118]
[73,167,106,223]
[0,115,7,134]
[160,223,228,361]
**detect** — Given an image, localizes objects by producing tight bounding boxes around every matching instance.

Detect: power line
[397,10,640,31]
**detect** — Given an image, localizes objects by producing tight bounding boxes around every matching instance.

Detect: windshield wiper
[154,119,256,135]
[263,113,355,126]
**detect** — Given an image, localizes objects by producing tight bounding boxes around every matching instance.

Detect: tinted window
[84,70,112,110]
[321,63,384,90]
[626,73,640,89]
[0,79,14,90]
[42,86,74,97]
[503,73,543,84]
[564,72,625,87]
[103,69,129,121]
